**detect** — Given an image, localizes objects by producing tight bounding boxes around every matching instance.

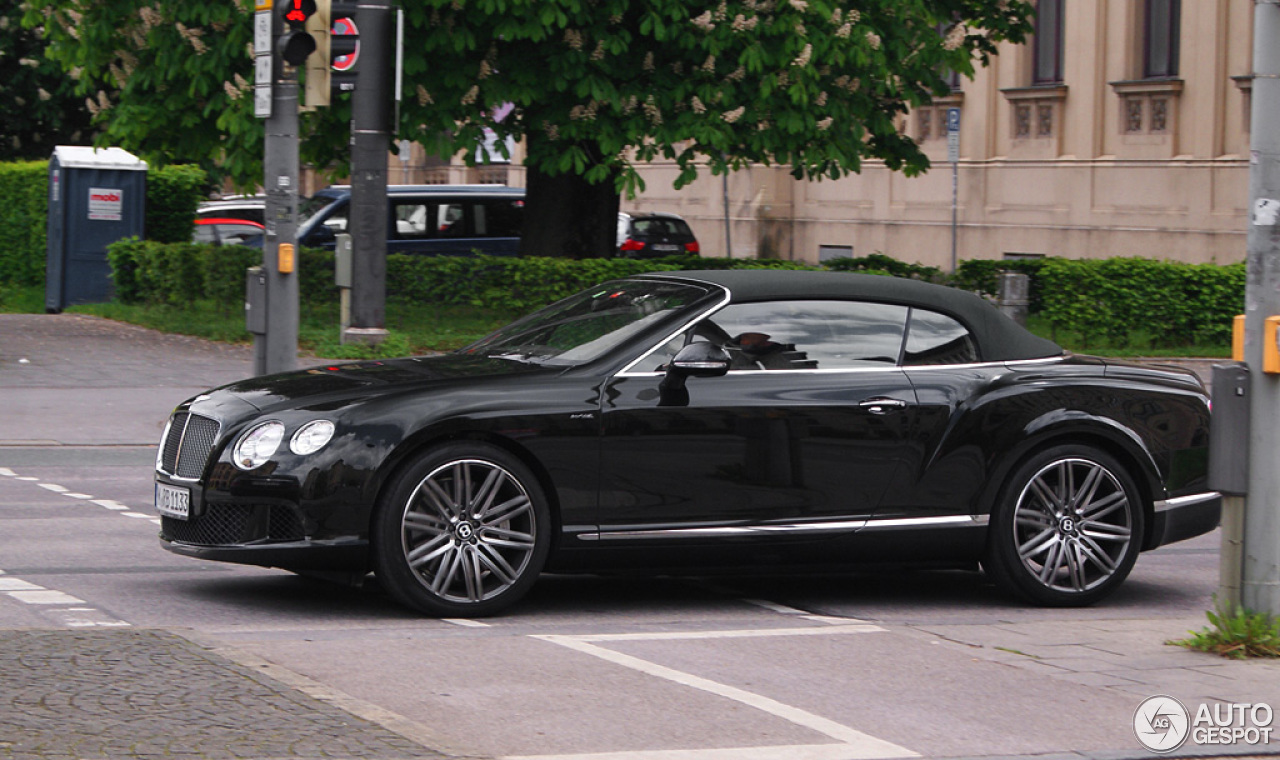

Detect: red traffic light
[282,0,317,27]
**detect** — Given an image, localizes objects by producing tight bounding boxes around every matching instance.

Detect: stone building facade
[621,0,1252,268]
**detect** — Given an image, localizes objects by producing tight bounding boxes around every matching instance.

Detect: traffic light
[278,0,318,66]
[330,2,361,93]
[303,1,360,108]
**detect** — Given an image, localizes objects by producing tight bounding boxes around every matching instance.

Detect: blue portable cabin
[45,146,148,312]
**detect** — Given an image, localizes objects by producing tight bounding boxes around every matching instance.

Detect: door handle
[858,398,908,415]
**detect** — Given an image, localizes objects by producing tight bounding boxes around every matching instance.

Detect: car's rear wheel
[373,443,550,616]
[985,445,1144,606]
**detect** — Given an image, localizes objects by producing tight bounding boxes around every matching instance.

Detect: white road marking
[37,482,68,492]
[92,499,129,510]
[743,598,807,615]
[534,628,915,758]
[121,512,153,519]
[505,744,913,760]
[64,492,94,500]
[7,589,85,605]
[0,569,130,626]
[555,625,883,643]
[0,468,16,477]
[442,618,491,628]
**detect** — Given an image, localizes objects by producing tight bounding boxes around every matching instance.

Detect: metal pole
[257,9,300,375]
[343,0,393,346]
[950,160,958,273]
[722,169,732,258]
[1241,0,1280,616]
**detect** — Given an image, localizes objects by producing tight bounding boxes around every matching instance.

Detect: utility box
[1208,362,1250,495]
[245,267,267,335]
[45,146,148,312]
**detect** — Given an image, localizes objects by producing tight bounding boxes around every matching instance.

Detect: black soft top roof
[638,269,1063,362]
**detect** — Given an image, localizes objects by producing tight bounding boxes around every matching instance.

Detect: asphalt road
[1,314,1276,760]
[0,444,1269,760]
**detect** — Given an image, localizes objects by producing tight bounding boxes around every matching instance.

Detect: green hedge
[108,238,335,310]
[0,161,50,286]
[102,242,1245,350]
[0,160,209,287]
[146,165,209,244]
[1037,257,1244,348]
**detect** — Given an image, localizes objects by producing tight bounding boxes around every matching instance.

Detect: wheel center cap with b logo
[455,522,475,541]
[1059,516,1078,535]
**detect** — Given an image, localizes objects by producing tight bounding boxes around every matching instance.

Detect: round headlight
[233,421,285,470]
[290,420,335,456]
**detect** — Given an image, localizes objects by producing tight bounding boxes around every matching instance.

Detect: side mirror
[307,224,337,245]
[668,341,730,378]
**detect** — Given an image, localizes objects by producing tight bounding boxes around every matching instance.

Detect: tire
[984,445,1145,606]
[372,443,551,617]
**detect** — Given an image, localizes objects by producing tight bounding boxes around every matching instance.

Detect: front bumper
[161,532,369,571]
[1148,491,1221,549]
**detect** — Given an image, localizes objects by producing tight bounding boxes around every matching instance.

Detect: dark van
[298,185,524,256]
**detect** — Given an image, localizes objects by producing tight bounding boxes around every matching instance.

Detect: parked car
[196,196,267,226]
[617,212,700,257]
[299,185,524,256]
[154,270,1219,616]
[192,218,264,247]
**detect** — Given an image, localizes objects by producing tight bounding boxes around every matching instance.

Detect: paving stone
[0,629,443,760]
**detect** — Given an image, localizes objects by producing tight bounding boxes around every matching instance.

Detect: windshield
[299,194,342,228]
[459,279,713,366]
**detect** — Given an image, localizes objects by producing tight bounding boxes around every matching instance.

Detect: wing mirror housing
[660,342,729,407]
[668,341,730,378]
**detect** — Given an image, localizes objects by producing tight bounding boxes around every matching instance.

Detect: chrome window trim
[612,285,1068,380]
[615,285,733,376]
[615,354,1064,379]
[1154,491,1220,513]
[585,514,988,541]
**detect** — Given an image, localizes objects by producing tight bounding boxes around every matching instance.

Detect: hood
[202,354,557,412]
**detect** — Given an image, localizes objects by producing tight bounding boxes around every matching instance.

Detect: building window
[1033,0,1065,85]
[1144,0,1180,79]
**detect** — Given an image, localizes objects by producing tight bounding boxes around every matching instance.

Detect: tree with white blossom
[23,0,1034,256]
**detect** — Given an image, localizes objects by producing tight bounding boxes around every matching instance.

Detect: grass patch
[0,283,46,313]
[1168,601,1280,659]
[67,296,518,359]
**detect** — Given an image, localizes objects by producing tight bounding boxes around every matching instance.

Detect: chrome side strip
[585,514,988,541]
[1153,492,1221,513]
[858,514,989,531]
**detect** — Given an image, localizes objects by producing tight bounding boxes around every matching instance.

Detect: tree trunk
[519,143,620,259]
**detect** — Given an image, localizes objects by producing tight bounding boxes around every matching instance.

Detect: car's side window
[903,309,978,366]
[641,300,910,372]
[393,203,430,239]
[476,200,523,237]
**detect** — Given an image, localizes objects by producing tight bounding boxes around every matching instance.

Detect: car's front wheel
[373,443,550,616]
[985,445,1144,606]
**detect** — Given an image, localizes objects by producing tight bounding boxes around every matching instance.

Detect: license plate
[155,482,191,520]
[652,244,679,251]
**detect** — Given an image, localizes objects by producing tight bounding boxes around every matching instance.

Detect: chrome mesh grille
[159,412,220,479]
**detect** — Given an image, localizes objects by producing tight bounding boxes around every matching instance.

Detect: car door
[597,299,922,541]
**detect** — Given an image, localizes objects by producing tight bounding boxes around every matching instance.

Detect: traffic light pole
[342,0,394,346]
[1241,0,1280,616]
[256,6,302,375]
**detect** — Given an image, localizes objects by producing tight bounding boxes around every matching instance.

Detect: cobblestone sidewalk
[0,629,445,760]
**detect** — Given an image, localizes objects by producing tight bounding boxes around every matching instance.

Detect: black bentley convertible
[156,270,1220,615]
